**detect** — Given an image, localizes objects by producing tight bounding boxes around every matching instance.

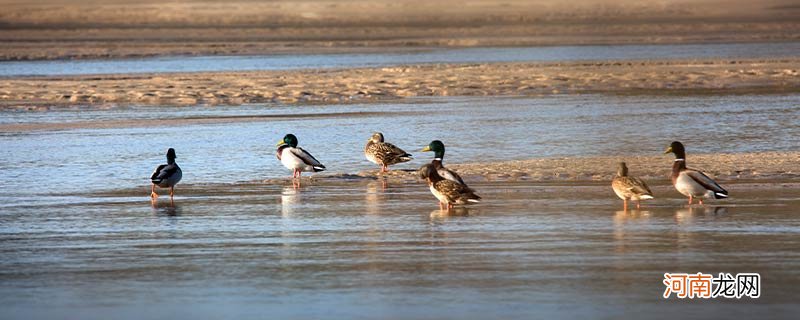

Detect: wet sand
[2,58,799,109]
[263,151,800,186]
[2,0,799,61]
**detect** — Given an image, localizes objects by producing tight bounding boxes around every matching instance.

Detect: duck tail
[640,194,654,200]
[399,153,413,162]
[713,191,729,199]
[467,193,482,203]
[312,166,326,172]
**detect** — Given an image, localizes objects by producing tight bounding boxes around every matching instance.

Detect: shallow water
[1,180,799,319]
[1,94,798,200]
[2,94,800,318]
[1,42,799,76]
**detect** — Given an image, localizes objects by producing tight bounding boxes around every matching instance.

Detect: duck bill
[276,140,285,146]
[663,146,673,154]
[421,146,431,152]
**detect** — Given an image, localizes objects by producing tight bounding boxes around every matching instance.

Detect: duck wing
[292,147,326,169]
[686,169,728,198]
[435,180,481,203]
[367,142,412,165]
[439,167,467,186]
[151,164,167,181]
[151,163,179,183]
[628,176,654,196]
[381,142,413,163]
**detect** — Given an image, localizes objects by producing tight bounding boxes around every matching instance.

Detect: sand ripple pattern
[2,59,799,110]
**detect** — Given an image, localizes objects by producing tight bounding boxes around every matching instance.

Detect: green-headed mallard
[365,132,412,172]
[611,162,653,210]
[664,141,728,205]
[420,163,480,210]
[420,140,469,187]
[276,134,326,178]
[150,148,182,200]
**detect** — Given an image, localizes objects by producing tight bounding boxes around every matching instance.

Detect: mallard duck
[611,162,654,210]
[276,134,326,178]
[150,148,182,200]
[420,140,469,187]
[420,163,480,210]
[664,141,728,205]
[365,132,413,172]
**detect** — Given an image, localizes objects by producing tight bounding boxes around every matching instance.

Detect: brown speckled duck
[365,132,413,172]
[611,162,653,210]
[420,163,481,210]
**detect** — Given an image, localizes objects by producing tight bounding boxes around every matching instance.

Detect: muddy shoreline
[247,151,800,186]
[2,58,798,110]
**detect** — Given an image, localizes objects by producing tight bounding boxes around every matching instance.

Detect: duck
[364,132,413,172]
[664,141,728,205]
[420,163,481,210]
[150,148,182,200]
[420,140,469,187]
[611,162,654,210]
[276,134,326,178]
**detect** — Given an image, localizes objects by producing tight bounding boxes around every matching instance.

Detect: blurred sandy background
[1,0,799,60]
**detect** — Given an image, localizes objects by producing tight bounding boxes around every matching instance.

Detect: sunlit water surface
[1,95,799,319]
[1,42,799,76]
[1,181,799,319]
[1,95,798,200]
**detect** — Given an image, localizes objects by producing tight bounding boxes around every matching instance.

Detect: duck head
[663,141,686,159]
[369,132,385,143]
[166,148,177,164]
[616,162,628,177]
[421,140,446,159]
[420,162,443,183]
[418,163,434,180]
[277,134,299,148]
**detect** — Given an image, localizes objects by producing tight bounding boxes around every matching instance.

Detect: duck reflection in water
[614,209,652,221]
[364,181,384,215]
[430,207,471,220]
[379,175,388,190]
[613,209,653,236]
[280,185,301,217]
[675,205,729,224]
[151,200,180,216]
[613,209,652,254]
